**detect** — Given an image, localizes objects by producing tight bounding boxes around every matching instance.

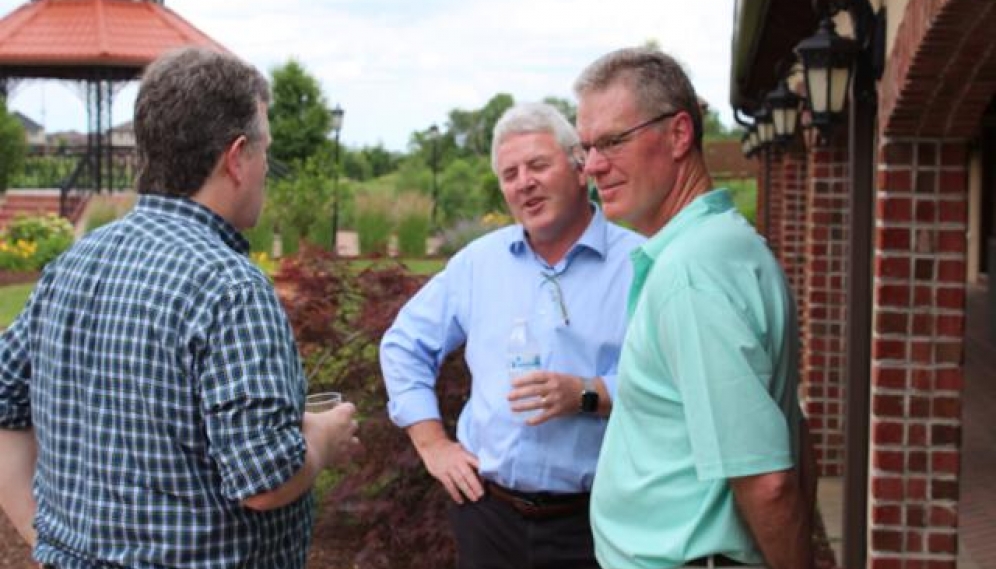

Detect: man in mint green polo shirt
[572,47,817,569]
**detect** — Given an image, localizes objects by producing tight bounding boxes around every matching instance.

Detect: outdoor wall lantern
[794,17,859,141]
[765,78,801,146]
[754,106,775,151]
[330,104,345,254]
[741,129,753,158]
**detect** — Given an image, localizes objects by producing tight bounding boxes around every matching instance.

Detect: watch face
[581,390,599,413]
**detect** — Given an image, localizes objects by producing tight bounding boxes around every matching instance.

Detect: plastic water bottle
[507,317,542,420]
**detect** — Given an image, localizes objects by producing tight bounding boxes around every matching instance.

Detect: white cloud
[1,0,735,151]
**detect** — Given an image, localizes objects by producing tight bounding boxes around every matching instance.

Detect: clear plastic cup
[305,391,343,413]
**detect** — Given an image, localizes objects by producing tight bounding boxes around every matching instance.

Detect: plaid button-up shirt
[0,195,312,568]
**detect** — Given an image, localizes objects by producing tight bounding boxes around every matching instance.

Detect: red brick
[915,199,936,223]
[882,142,914,165]
[916,171,936,194]
[939,170,967,193]
[873,339,907,360]
[934,396,961,418]
[937,199,966,223]
[931,478,960,502]
[909,423,927,446]
[907,477,928,499]
[876,311,909,334]
[927,532,957,554]
[931,424,960,445]
[872,529,904,551]
[910,396,931,418]
[877,256,912,279]
[936,369,963,390]
[936,229,965,253]
[878,196,913,221]
[935,342,962,365]
[929,505,958,527]
[870,558,902,569]
[908,450,928,472]
[937,260,965,282]
[874,395,906,419]
[881,170,914,192]
[878,227,912,251]
[936,287,965,310]
[873,504,903,524]
[873,367,907,389]
[873,420,905,445]
[877,284,911,307]
[936,314,964,337]
[931,451,960,475]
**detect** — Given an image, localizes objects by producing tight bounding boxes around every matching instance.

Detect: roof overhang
[730,0,821,113]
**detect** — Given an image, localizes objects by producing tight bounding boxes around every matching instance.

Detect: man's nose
[582,149,609,176]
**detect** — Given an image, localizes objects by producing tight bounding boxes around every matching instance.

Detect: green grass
[0,283,35,329]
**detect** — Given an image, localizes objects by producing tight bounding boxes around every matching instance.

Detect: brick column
[765,152,784,256]
[868,139,967,569]
[778,148,808,303]
[802,135,850,477]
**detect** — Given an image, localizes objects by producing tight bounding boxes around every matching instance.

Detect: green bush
[244,208,276,255]
[394,191,431,257]
[355,192,393,256]
[724,178,758,226]
[0,214,74,271]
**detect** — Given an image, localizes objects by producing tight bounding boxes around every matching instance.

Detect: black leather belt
[485,481,589,520]
[685,554,748,567]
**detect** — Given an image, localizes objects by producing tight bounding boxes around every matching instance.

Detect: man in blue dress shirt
[380,102,644,568]
[0,47,358,568]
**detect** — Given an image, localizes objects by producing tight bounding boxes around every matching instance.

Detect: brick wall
[868,139,967,569]
[802,135,850,477]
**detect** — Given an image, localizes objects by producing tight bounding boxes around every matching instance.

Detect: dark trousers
[448,493,599,569]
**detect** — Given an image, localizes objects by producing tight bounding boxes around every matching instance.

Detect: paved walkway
[958,283,996,567]
[816,283,993,568]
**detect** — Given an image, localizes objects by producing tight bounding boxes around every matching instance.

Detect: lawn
[0,283,34,329]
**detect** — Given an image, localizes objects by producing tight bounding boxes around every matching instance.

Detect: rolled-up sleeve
[199,281,307,502]
[0,296,37,430]
[381,257,468,428]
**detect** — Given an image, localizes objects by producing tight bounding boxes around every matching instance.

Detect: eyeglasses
[540,272,570,326]
[576,110,680,159]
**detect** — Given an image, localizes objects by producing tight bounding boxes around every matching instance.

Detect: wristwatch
[580,377,599,414]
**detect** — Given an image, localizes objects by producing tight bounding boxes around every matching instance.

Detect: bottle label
[508,352,541,378]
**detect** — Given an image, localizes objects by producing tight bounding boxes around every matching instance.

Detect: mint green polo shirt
[590,189,801,569]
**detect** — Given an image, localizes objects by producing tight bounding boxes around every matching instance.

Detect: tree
[542,96,576,124]
[702,109,742,141]
[269,59,333,165]
[0,99,27,191]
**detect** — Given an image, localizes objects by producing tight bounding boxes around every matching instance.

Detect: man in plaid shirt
[0,47,358,568]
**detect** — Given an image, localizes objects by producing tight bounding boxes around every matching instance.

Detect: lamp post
[428,124,440,226]
[330,104,344,254]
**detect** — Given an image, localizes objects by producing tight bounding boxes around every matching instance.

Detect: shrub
[355,192,393,256]
[394,191,431,257]
[274,249,466,568]
[0,214,74,271]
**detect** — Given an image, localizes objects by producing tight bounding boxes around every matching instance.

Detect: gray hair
[491,102,581,173]
[134,47,271,196]
[574,47,703,150]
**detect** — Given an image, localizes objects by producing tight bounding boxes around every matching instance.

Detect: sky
[0,0,736,152]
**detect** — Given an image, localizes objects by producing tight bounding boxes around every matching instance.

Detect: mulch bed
[0,271,40,287]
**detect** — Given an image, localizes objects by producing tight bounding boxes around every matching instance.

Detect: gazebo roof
[0,0,228,80]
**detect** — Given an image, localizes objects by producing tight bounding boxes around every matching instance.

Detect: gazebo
[0,0,227,216]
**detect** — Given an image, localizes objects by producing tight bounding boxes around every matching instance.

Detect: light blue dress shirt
[381,205,644,493]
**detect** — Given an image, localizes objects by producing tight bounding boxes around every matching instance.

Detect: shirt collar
[632,188,733,264]
[134,194,250,255]
[505,202,609,266]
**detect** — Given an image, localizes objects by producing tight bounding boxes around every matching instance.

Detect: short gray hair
[491,102,580,173]
[134,47,271,197]
[574,47,703,150]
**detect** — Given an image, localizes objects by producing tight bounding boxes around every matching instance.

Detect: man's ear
[669,112,696,160]
[223,135,248,185]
